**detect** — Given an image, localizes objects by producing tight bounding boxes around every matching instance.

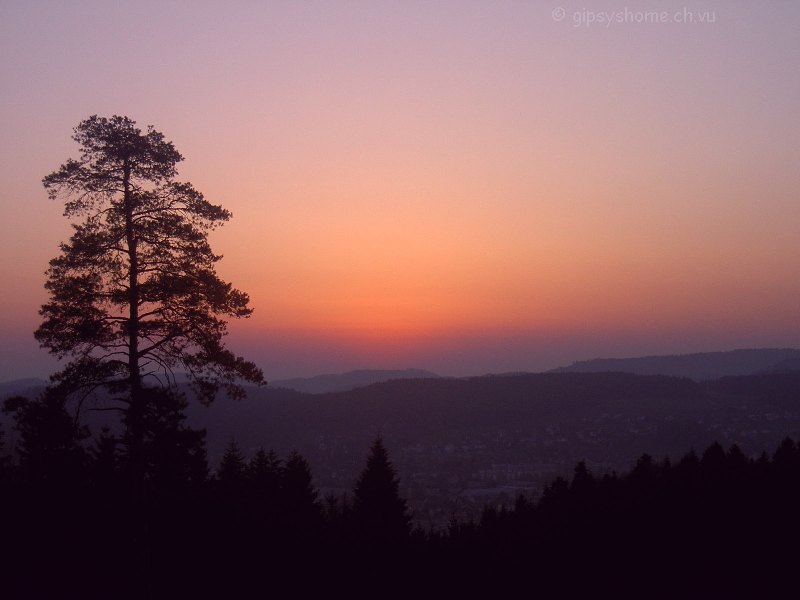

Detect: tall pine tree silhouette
[280,451,322,534]
[351,437,411,543]
[37,115,264,486]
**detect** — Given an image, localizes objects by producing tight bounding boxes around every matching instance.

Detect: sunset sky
[1,1,798,381]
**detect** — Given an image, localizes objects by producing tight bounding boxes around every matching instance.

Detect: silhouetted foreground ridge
[2,390,799,598]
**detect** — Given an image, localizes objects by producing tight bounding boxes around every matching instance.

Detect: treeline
[440,438,800,596]
[2,390,800,598]
[0,391,413,598]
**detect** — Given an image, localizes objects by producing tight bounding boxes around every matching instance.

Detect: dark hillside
[5,371,800,526]
[179,371,800,523]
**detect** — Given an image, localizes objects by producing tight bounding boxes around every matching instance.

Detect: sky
[1,0,799,381]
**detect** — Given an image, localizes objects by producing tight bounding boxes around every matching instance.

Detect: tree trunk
[123,161,154,599]
[123,160,144,480]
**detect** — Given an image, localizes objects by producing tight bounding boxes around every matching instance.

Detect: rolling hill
[550,348,800,380]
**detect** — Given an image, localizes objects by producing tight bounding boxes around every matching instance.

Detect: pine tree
[217,438,247,486]
[351,437,411,543]
[249,448,282,495]
[90,426,120,488]
[246,447,283,528]
[213,438,249,541]
[2,392,89,485]
[36,115,265,479]
[140,388,208,491]
[772,437,798,472]
[570,460,595,494]
[280,451,321,527]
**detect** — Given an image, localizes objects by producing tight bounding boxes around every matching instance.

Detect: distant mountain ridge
[0,378,48,398]
[4,348,800,394]
[550,348,800,380]
[269,368,440,394]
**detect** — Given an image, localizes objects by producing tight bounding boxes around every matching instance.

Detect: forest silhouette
[3,394,800,597]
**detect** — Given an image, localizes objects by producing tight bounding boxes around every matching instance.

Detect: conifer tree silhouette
[249,447,282,489]
[90,426,119,488]
[2,392,89,485]
[248,447,282,515]
[280,451,321,531]
[570,460,595,494]
[217,438,247,486]
[36,115,265,483]
[139,388,208,492]
[351,437,411,543]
